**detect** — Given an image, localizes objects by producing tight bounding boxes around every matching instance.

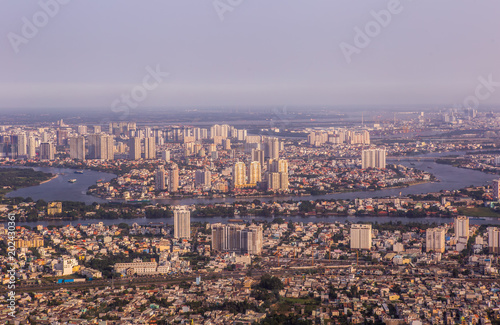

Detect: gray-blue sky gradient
[1,0,499,109]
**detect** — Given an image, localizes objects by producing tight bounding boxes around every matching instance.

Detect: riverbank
[0,167,56,198]
[38,174,59,185]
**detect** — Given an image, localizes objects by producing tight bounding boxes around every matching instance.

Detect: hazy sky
[1,0,499,110]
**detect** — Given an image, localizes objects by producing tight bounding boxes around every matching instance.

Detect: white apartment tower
[426,227,446,253]
[362,148,386,169]
[174,206,191,239]
[350,224,372,250]
[69,136,86,160]
[454,215,469,239]
[488,227,500,253]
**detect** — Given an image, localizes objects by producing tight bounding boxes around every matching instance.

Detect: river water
[4,151,500,227]
[4,167,115,204]
[5,153,498,205]
[13,215,500,228]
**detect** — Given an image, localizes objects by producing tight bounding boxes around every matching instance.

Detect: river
[4,151,499,206]
[14,215,500,228]
[4,167,115,204]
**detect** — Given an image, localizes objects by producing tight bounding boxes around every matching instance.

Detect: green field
[458,207,500,218]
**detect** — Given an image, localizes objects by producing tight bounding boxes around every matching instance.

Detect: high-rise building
[128,137,141,160]
[454,215,469,240]
[168,165,179,192]
[56,129,68,146]
[350,224,372,250]
[27,136,36,159]
[211,223,263,255]
[248,161,261,185]
[88,134,114,160]
[69,136,86,160]
[269,159,288,173]
[93,125,101,134]
[144,137,156,159]
[237,129,247,141]
[155,166,166,191]
[280,172,289,190]
[245,225,263,255]
[267,159,289,190]
[77,125,88,135]
[195,168,211,188]
[426,227,446,253]
[266,138,280,160]
[16,133,27,158]
[233,162,246,188]
[222,139,231,150]
[174,206,190,239]
[99,135,114,160]
[162,150,171,162]
[362,148,386,169]
[267,172,281,190]
[493,179,500,200]
[488,227,500,253]
[251,149,265,168]
[40,142,55,160]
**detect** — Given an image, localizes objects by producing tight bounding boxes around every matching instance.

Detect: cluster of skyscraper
[155,165,179,192]
[308,129,370,147]
[233,155,288,191]
[211,223,263,255]
[361,148,387,169]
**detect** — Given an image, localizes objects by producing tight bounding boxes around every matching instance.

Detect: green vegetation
[458,207,500,218]
[260,314,312,325]
[0,168,54,196]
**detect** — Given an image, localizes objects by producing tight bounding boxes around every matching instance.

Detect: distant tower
[162,150,171,162]
[350,224,372,250]
[168,165,179,193]
[362,148,386,169]
[195,168,211,188]
[16,133,27,157]
[144,137,156,159]
[493,180,500,200]
[40,142,55,160]
[248,161,262,185]
[128,137,141,160]
[27,136,36,159]
[155,166,166,191]
[69,136,86,160]
[266,138,280,160]
[426,228,446,253]
[233,162,246,188]
[454,216,469,239]
[174,206,191,239]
